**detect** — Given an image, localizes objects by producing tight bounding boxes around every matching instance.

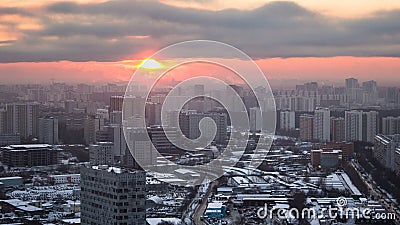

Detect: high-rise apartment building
[110,96,145,117]
[275,96,315,112]
[313,108,330,142]
[345,110,378,142]
[179,111,227,145]
[279,111,295,131]
[3,103,39,139]
[345,110,363,142]
[84,116,96,145]
[145,102,162,126]
[65,100,78,114]
[386,87,399,104]
[147,126,177,153]
[0,108,6,134]
[382,116,400,135]
[110,96,124,112]
[38,117,59,144]
[362,80,378,105]
[125,128,157,168]
[331,117,345,142]
[250,107,262,132]
[362,111,378,142]
[345,78,359,104]
[299,114,314,141]
[81,165,146,225]
[374,134,400,171]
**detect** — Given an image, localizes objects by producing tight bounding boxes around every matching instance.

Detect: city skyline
[1,1,400,224]
[0,77,400,224]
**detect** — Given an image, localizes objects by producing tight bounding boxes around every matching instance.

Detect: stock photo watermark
[122,40,276,186]
[257,197,396,221]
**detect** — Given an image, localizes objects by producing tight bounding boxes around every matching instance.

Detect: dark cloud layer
[0,0,400,62]
[0,7,32,16]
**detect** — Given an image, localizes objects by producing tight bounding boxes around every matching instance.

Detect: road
[192,181,218,225]
[350,161,399,224]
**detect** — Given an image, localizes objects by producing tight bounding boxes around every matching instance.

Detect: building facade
[279,111,295,131]
[179,111,227,145]
[331,117,345,142]
[80,165,146,225]
[0,134,21,146]
[374,134,400,171]
[382,116,400,135]
[345,110,378,142]
[250,107,262,132]
[313,108,331,142]
[1,144,60,167]
[311,149,342,169]
[48,174,80,184]
[38,117,59,144]
[299,114,314,141]
[147,126,177,153]
[89,142,114,165]
[3,103,39,139]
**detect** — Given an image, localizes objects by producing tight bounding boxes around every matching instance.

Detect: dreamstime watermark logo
[122,40,276,186]
[336,196,347,207]
[257,197,396,221]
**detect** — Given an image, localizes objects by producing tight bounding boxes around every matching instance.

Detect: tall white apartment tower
[313,108,331,142]
[38,117,59,144]
[345,110,363,142]
[5,103,39,139]
[345,78,359,104]
[280,111,295,131]
[345,110,378,142]
[250,107,262,132]
[363,111,378,142]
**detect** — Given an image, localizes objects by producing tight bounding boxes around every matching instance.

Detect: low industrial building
[311,149,342,169]
[1,144,61,167]
[0,176,23,187]
[0,199,44,216]
[47,174,80,184]
[205,202,226,219]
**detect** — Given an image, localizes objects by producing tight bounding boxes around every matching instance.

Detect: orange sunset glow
[1,57,399,87]
[136,59,165,70]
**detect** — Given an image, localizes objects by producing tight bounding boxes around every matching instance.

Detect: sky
[0,0,400,87]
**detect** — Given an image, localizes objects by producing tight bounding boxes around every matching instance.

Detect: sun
[138,58,164,70]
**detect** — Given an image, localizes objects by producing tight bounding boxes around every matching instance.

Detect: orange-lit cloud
[161,0,400,18]
[2,0,400,62]
[7,0,400,18]
[0,0,400,85]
